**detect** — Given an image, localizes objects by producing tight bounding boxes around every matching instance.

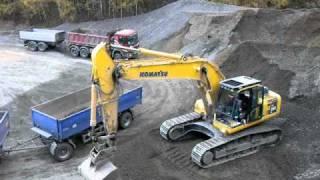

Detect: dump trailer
[31,86,142,162]
[19,28,139,59]
[0,111,9,155]
[19,29,65,52]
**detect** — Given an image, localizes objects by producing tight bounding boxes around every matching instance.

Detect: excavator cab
[213,76,280,135]
[216,78,263,125]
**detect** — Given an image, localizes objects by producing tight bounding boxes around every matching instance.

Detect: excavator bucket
[78,158,117,180]
[78,143,117,180]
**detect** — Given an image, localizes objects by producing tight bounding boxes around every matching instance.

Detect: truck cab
[109,29,139,59]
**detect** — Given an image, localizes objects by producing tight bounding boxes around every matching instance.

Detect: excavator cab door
[248,86,264,122]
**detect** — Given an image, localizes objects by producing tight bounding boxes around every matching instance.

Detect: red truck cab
[111,29,139,48]
[109,29,139,59]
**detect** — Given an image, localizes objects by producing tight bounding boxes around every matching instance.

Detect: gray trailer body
[19,29,65,43]
[19,29,65,51]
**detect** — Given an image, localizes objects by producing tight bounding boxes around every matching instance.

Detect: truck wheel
[37,42,48,52]
[27,41,38,51]
[69,45,80,57]
[119,111,133,129]
[113,52,122,59]
[79,47,90,58]
[50,142,74,162]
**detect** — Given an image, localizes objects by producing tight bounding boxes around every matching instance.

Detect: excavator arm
[79,43,225,180]
[91,43,224,136]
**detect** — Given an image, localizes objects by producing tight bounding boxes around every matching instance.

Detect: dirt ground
[1,0,320,180]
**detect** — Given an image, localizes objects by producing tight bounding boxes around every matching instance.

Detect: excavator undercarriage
[160,113,282,168]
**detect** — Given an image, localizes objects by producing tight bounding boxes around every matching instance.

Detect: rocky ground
[0,0,320,179]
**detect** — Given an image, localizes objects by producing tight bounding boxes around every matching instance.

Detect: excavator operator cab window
[237,90,251,123]
[217,85,265,126]
[216,88,237,121]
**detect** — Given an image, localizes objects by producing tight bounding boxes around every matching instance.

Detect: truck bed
[31,87,142,141]
[19,29,65,43]
[33,87,91,120]
[66,32,109,47]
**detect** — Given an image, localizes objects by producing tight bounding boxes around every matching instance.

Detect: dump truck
[31,86,142,162]
[19,28,139,59]
[0,111,9,155]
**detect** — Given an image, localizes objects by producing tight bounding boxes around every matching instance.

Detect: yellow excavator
[78,43,282,179]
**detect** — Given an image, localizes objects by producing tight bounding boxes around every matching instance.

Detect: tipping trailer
[19,29,65,52]
[31,86,142,162]
[0,111,9,155]
[19,28,139,59]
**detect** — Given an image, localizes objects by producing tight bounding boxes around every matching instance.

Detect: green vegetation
[210,0,319,8]
[0,0,173,25]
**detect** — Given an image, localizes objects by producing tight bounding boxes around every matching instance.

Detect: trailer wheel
[37,42,48,52]
[50,142,74,162]
[69,45,80,57]
[27,41,38,51]
[119,111,133,129]
[79,47,90,58]
[113,52,122,59]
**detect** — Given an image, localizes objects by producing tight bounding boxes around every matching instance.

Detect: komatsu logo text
[139,71,168,77]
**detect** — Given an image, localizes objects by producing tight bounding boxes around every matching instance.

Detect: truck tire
[79,47,90,58]
[69,45,80,57]
[50,142,74,162]
[113,52,122,59]
[27,41,38,51]
[119,111,133,129]
[37,42,48,52]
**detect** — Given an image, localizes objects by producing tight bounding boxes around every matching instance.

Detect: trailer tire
[79,47,90,58]
[69,45,80,57]
[27,41,38,51]
[37,42,48,52]
[50,142,74,162]
[119,111,133,129]
[113,52,122,59]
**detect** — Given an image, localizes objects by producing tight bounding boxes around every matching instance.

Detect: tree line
[0,0,174,25]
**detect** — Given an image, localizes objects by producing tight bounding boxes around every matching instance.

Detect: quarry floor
[1,1,320,180]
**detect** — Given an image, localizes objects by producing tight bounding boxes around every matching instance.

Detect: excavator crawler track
[191,124,282,168]
[160,112,202,140]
